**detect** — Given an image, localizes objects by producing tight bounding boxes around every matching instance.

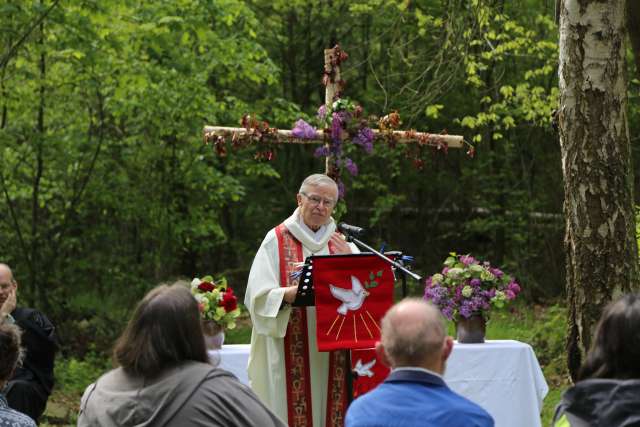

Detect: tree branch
[0,0,62,71]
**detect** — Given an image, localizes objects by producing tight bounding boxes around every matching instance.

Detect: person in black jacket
[552,293,640,427]
[0,263,57,423]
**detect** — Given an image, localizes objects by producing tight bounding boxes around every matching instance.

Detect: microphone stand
[341,232,422,408]
[344,234,422,283]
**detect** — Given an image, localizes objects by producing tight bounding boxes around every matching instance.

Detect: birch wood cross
[203,46,465,179]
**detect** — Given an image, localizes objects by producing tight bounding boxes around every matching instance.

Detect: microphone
[337,222,366,237]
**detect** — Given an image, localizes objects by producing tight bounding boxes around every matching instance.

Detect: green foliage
[0,0,298,355]
[1,0,636,359]
[55,352,111,395]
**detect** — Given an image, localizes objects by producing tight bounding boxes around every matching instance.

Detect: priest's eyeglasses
[300,192,336,208]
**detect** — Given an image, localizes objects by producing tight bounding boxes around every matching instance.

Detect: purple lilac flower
[472,296,485,309]
[330,139,342,155]
[505,290,516,300]
[314,146,330,158]
[353,127,374,153]
[459,304,473,319]
[331,113,342,142]
[470,278,481,287]
[344,158,358,176]
[455,286,463,299]
[291,119,317,139]
[317,105,327,121]
[508,282,521,294]
[459,255,476,266]
[331,111,351,143]
[441,306,454,320]
[490,268,504,278]
[337,180,345,198]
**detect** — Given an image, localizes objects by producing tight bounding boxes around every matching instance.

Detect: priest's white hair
[298,174,337,194]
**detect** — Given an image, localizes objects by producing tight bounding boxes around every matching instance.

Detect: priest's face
[297,184,338,231]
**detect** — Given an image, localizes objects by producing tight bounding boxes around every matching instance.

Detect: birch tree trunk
[558,0,639,380]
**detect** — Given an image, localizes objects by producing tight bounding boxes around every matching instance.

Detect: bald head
[378,299,450,371]
[0,264,14,283]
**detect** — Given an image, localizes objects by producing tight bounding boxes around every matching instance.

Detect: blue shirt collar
[385,367,447,387]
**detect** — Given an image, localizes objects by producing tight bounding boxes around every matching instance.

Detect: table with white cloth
[213,339,548,427]
[445,340,549,427]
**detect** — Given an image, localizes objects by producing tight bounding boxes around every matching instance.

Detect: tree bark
[558,0,638,381]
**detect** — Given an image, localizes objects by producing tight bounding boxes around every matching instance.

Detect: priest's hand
[283,285,298,304]
[330,232,352,254]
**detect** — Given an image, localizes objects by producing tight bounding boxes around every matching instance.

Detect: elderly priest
[245,173,357,427]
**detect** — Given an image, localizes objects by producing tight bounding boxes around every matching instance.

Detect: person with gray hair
[345,298,494,427]
[0,263,57,424]
[0,323,36,427]
[245,173,357,426]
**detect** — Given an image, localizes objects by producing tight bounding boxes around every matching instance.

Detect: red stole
[275,224,347,427]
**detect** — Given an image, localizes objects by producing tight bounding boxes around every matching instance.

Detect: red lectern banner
[313,254,394,351]
[351,348,390,398]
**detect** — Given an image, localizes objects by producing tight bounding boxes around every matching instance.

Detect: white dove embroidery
[353,358,376,377]
[329,275,370,315]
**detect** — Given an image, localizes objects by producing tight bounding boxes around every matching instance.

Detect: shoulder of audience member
[1,407,37,427]
[12,307,57,344]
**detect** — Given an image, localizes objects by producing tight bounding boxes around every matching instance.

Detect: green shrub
[55,352,111,395]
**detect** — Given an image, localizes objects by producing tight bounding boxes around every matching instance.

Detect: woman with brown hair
[552,293,640,427]
[78,284,284,427]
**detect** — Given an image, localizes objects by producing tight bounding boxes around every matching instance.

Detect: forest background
[1,0,639,424]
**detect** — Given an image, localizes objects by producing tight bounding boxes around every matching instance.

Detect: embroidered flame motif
[326,275,380,341]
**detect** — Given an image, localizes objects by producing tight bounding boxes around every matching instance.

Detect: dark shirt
[10,307,57,393]
[553,378,640,427]
[0,394,37,427]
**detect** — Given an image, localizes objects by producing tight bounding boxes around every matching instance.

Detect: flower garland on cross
[203,44,472,196]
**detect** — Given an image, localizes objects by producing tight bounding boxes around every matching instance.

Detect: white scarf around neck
[283,208,336,253]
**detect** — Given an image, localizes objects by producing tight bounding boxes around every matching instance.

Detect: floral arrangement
[423,253,521,320]
[191,275,241,329]
[203,45,471,198]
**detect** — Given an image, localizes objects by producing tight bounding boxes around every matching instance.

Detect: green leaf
[425,104,444,119]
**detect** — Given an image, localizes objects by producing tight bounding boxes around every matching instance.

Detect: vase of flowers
[191,275,241,351]
[423,253,521,343]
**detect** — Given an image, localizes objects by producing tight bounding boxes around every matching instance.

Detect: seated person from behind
[553,293,640,427]
[78,284,286,427]
[0,263,57,423]
[345,298,494,427]
[0,322,37,427]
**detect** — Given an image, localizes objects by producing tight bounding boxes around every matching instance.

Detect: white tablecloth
[212,339,548,427]
[445,340,548,427]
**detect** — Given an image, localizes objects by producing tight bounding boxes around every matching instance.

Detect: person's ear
[441,336,453,362]
[375,341,391,368]
[296,193,303,207]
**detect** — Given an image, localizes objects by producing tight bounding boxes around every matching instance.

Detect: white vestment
[245,208,356,426]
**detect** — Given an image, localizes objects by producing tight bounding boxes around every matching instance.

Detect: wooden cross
[203,46,464,180]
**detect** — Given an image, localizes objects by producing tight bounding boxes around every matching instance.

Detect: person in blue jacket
[345,298,494,427]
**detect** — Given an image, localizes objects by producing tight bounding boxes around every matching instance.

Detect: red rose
[198,281,215,292]
[219,290,238,312]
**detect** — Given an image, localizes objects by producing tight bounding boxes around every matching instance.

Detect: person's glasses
[301,192,336,208]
